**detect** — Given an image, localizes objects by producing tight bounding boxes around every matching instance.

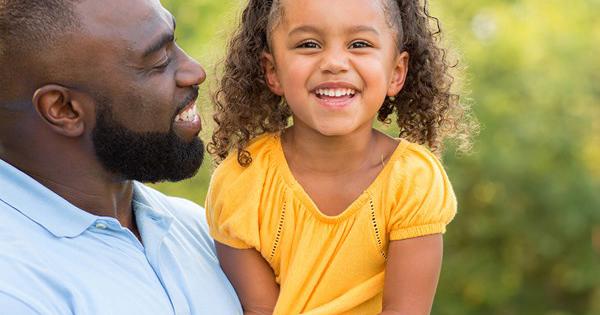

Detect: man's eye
[154,56,171,70]
[297,41,320,49]
[349,41,372,49]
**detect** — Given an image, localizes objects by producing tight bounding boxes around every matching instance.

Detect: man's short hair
[0,0,82,104]
[0,0,81,60]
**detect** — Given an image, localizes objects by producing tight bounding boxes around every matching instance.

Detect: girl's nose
[175,51,206,88]
[319,47,350,74]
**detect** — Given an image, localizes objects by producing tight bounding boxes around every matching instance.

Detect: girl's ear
[262,52,284,96]
[387,51,409,97]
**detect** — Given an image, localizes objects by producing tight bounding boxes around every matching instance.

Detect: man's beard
[91,97,204,183]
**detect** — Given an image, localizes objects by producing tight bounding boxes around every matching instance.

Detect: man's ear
[387,51,410,97]
[32,85,86,137]
[262,52,284,96]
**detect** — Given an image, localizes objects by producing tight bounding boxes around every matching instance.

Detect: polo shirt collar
[0,158,100,238]
[132,182,175,258]
[133,183,174,226]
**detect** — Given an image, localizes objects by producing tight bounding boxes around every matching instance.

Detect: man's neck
[1,151,138,235]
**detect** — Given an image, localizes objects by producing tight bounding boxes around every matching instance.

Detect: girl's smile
[311,82,358,110]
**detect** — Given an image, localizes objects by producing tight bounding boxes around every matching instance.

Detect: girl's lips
[312,81,359,91]
[313,92,357,109]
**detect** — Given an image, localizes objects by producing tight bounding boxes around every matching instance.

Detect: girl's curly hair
[208,0,477,166]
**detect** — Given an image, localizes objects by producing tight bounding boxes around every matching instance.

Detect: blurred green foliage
[155,0,600,313]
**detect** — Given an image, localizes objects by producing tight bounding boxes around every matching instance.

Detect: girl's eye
[349,41,372,49]
[297,41,320,49]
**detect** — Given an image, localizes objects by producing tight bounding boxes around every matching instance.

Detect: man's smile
[172,91,202,140]
[174,98,199,123]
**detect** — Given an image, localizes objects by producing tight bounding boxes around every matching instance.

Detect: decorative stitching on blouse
[269,200,286,262]
[369,198,387,259]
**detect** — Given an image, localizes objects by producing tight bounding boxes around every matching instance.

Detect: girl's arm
[379,234,444,315]
[216,242,280,315]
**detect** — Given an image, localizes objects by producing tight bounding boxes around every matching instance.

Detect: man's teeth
[315,88,356,97]
[174,105,197,122]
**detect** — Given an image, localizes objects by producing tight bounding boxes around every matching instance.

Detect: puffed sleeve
[387,143,457,241]
[205,156,263,250]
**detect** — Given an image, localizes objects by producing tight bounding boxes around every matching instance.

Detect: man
[0,0,242,314]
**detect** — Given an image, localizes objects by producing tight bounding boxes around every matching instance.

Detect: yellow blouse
[206,134,457,315]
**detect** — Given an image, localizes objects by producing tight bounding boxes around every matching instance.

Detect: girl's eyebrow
[288,25,380,37]
[347,25,380,36]
[288,25,322,37]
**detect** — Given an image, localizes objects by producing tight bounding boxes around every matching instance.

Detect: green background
[155,0,600,314]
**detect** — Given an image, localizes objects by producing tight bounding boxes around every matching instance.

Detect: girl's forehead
[277,0,388,29]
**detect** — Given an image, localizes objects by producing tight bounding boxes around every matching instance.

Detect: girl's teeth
[316,88,356,97]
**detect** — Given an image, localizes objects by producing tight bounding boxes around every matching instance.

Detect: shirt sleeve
[387,144,457,241]
[205,158,263,250]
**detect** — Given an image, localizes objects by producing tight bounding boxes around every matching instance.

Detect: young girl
[206,0,473,314]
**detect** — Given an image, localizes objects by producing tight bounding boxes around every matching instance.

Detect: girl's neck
[281,123,378,175]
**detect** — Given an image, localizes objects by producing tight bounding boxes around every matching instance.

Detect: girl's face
[264,0,408,137]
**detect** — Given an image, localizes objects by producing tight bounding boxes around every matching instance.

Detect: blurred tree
[155,0,600,314]
[434,1,600,314]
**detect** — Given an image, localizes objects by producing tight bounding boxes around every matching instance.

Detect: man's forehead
[75,0,173,51]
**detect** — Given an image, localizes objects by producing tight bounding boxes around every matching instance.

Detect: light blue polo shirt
[0,158,242,315]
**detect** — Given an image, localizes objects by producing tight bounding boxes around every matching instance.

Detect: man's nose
[175,51,206,88]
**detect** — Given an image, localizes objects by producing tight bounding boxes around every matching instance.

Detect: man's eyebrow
[141,15,177,58]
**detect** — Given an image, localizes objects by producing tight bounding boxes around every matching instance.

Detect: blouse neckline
[271,134,409,223]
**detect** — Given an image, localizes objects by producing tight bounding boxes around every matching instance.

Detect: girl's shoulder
[377,138,455,210]
[385,139,448,183]
[213,133,281,178]
[377,139,457,240]
[211,134,280,186]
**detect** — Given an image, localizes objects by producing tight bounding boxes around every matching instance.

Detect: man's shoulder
[133,182,215,250]
[132,184,244,314]
[135,182,205,220]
